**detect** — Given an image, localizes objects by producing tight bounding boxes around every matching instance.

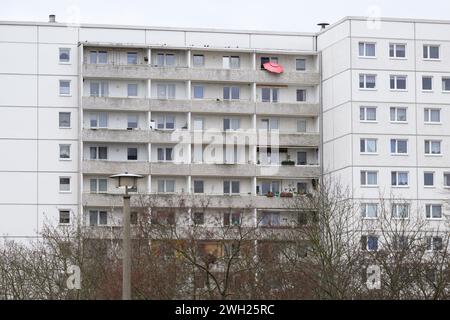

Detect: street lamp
[110,172,143,300]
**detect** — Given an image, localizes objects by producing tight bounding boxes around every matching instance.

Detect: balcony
[83,160,150,175]
[82,96,150,112]
[256,165,320,178]
[150,162,191,176]
[82,129,149,143]
[191,99,254,114]
[278,133,320,147]
[83,64,320,85]
[256,102,319,117]
[82,193,302,210]
[190,163,256,177]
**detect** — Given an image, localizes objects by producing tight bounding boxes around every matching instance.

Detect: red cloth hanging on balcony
[263,62,284,74]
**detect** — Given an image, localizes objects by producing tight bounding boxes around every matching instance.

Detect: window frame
[390,107,407,123]
[360,138,378,154]
[391,171,409,187]
[59,112,71,129]
[59,176,71,193]
[422,76,433,92]
[359,106,377,122]
[59,209,71,225]
[59,48,71,64]
[424,140,442,156]
[424,108,441,124]
[361,203,378,220]
[389,43,406,59]
[360,170,378,187]
[424,171,435,187]
[358,42,376,58]
[59,144,71,161]
[59,80,71,96]
[423,45,440,60]
[425,204,443,220]
[359,74,377,90]
[391,203,410,220]
[390,139,408,155]
[390,75,407,91]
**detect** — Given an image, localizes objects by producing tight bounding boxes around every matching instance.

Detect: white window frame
[360,138,377,154]
[89,210,108,226]
[361,203,378,219]
[127,83,138,97]
[359,106,377,122]
[444,173,450,188]
[424,108,441,124]
[389,43,406,59]
[358,42,376,58]
[157,147,174,162]
[425,140,442,156]
[59,209,71,225]
[59,144,71,161]
[391,171,409,187]
[59,112,71,129]
[222,56,240,69]
[261,87,279,103]
[59,48,71,64]
[157,179,176,194]
[90,112,108,129]
[223,180,240,195]
[390,107,407,123]
[295,58,306,71]
[390,139,408,155]
[90,178,108,194]
[59,80,71,96]
[426,236,443,252]
[390,75,407,91]
[59,176,71,193]
[423,45,440,60]
[359,74,377,90]
[156,114,175,130]
[192,54,205,67]
[442,78,450,92]
[156,83,176,99]
[425,204,443,220]
[422,76,433,92]
[360,171,378,187]
[89,146,108,160]
[391,203,410,219]
[424,171,435,187]
[89,50,108,64]
[155,53,175,67]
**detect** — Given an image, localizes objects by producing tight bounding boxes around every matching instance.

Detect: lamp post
[109,172,143,300]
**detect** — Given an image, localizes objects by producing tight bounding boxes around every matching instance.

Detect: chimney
[49,14,56,23]
[317,23,330,30]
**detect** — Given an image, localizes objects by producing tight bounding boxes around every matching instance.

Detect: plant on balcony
[266,191,275,198]
[280,192,294,198]
[281,154,295,166]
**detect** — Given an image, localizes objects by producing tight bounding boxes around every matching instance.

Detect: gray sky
[2,0,450,32]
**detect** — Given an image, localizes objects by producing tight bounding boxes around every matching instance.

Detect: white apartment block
[0,16,449,240]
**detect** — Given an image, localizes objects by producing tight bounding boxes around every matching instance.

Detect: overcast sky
[2,0,450,32]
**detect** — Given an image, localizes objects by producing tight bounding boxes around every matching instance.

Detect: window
[422,76,433,91]
[391,139,408,154]
[223,56,240,69]
[261,212,280,227]
[260,181,280,195]
[296,58,306,71]
[426,237,443,251]
[90,178,108,193]
[59,48,70,63]
[127,114,138,129]
[59,80,71,95]
[90,112,108,128]
[59,210,70,224]
[360,171,378,186]
[389,43,406,58]
[89,146,108,160]
[260,57,278,69]
[425,140,441,155]
[59,144,71,160]
[59,112,71,128]
[444,173,450,188]
[297,119,307,133]
[194,180,204,193]
[130,212,138,225]
[260,118,279,131]
[360,107,377,121]
[393,236,409,251]
[193,85,204,99]
[156,53,175,66]
[193,212,204,225]
[223,212,241,226]
[361,235,379,251]
[59,177,71,192]
[89,50,107,64]
[359,42,376,57]
[296,89,306,102]
[391,171,409,187]
[127,148,138,161]
[89,210,108,226]
[156,114,175,130]
[224,181,240,195]
[297,152,307,165]
[193,118,204,130]
[261,88,279,103]
[442,78,450,92]
[157,180,175,193]
[361,203,378,219]
[193,54,204,67]
[223,86,240,100]
[359,74,376,89]
[360,138,377,153]
[156,84,176,99]
[127,84,138,97]
[426,204,442,219]
[390,107,407,122]
[424,108,440,123]
[390,75,407,90]
[423,45,440,60]
[297,182,308,195]
[223,118,240,131]
[89,81,109,97]
[391,203,410,219]
[157,147,173,161]
[127,52,138,64]
[424,172,434,187]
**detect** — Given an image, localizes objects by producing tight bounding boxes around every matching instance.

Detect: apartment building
[319,17,450,250]
[0,16,449,244]
[0,17,320,239]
